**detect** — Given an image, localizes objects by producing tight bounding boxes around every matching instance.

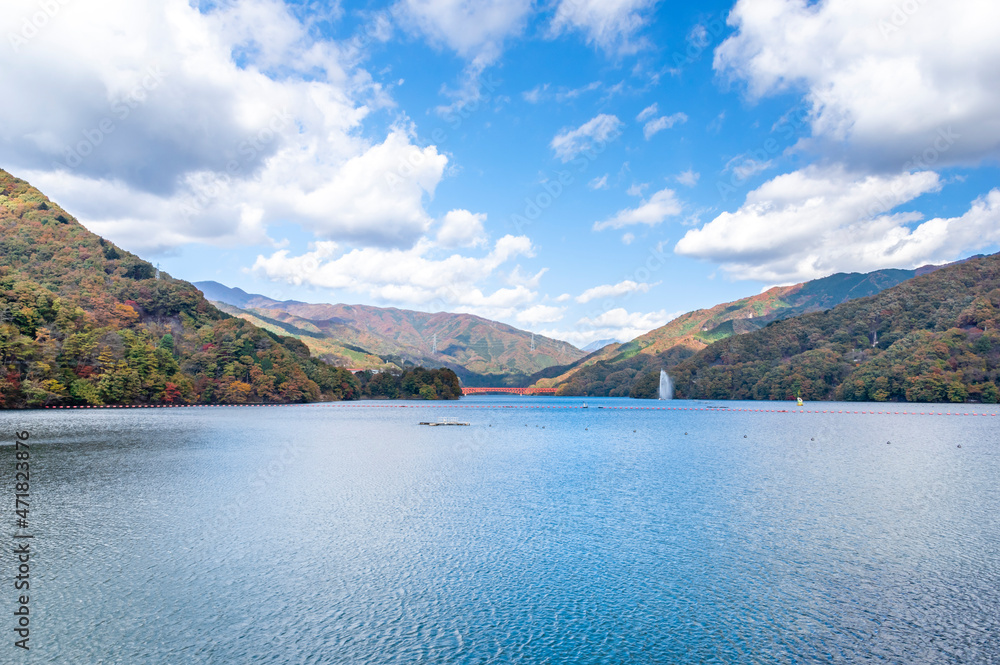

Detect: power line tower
[530,333,535,352]
[155,263,161,280]
[432,333,438,353]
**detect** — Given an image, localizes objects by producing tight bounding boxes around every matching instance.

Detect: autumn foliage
[0,169,360,408]
[665,255,1000,403]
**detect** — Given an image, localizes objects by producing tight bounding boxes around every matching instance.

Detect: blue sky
[3,0,999,346]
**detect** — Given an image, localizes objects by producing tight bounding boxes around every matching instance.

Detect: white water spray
[658,370,673,400]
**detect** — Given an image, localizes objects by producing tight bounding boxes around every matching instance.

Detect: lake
[4,397,999,663]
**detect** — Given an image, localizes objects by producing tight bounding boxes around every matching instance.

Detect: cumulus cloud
[22,125,447,252]
[522,84,549,103]
[253,234,539,318]
[576,279,659,303]
[675,164,1000,282]
[675,169,700,187]
[0,0,452,254]
[593,187,681,230]
[715,0,1000,169]
[636,103,658,122]
[543,307,681,346]
[642,112,687,139]
[396,0,533,118]
[516,304,566,325]
[507,265,548,289]
[550,0,659,54]
[551,114,623,162]
[437,209,487,248]
[393,0,534,65]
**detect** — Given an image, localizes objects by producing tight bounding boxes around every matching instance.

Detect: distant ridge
[669,251,1000,402]
[195,281,585,381]
[539,261,967,397]
[581,338,619,353]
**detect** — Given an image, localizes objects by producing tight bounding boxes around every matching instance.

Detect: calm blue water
[3,397,999,663]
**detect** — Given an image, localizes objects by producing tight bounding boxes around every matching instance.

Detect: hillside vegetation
[0,169,359,408]
[667,253,1000,403]
[540,268,922,397]
[197,281,584,383]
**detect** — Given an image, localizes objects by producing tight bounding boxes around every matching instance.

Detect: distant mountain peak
[195,281,585,378]
[581,338,619,353]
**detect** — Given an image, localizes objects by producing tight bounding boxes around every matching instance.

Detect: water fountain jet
[658,370,673,400]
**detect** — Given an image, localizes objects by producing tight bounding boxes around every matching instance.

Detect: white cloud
[437,209,487,248]
[588,174,609,190]
[723,153,773,181]
[579,307,674,329]
[622,232,635,245]
[555,293,572,302]
[516,304,566,325]
[675,169,700,187]
[521,81,603,105]
[507,265,548,289]
[397,0,529,120]
[593,187,681,230]
[551,114,623,162]
[547,307,681,346]
[642,112,687,139]
[394,0,534,65]
[0,0,456,254]
[536,329,605,348]
[636,103,658,122]
[555,81,602,102]
[675,164,1000,282]
[715,0,1000,169]
[284,129,447,245]
[550,0,659,55]
[522,84,549,103]
[576,279,658,303]
[253,234,539,318]
[24,125,447,252]
[626,183,648,197]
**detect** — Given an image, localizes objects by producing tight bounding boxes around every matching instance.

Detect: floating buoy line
[39,403,1000,417]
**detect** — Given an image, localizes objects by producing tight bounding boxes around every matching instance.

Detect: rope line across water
[40,404,1000,416]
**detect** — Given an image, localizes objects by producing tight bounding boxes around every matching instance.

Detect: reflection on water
[5,397,999,663]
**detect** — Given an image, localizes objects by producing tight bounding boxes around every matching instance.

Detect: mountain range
[195,281,585,384]
[667,252,1000,403]
[532,263,966,396]
[3,165,995,406]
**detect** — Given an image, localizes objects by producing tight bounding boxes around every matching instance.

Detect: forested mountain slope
[197,281,585,379]
[669,252,1000,403]
[540,268,925,396]
[0,169,359,407]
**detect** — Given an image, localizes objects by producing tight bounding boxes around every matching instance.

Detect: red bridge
[462,386,557,395]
